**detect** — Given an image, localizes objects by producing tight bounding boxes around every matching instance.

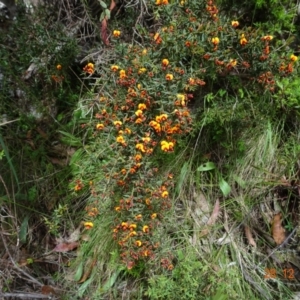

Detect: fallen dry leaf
[244,226,257,247]
[41,285,57,296]
[101,18,109,46]
[206,198,220,226]
[199,199,220,237]
[272,213,286,245]
[53,242,79,252]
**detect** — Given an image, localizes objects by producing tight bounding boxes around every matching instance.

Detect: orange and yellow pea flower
[111,65,119,72]
[135,240,142,247]
[113,120,122,126]
[136,143,146,152]
[138,103,147,110]
[96,123,104,130]
[240,34,248,46]
[116,135,125,144]
[135,110,143,117]
[113,30,121,37]
[135,214,142,221]
[119,69,126,79]
[83,63,95,74]
[165,73,173,81]
[161,190,169,198]
[290,54,298,62]
[231,20,239,28]
[156,0,168,5]
[261,35,273,41]
[162,59,169,66]
[142,225,149,233]
[211,37,219,45]
[83,222,94,230]
[151,213,157,219]
[142,136,151,143]
[138,68,147,75]
[155,114,168,123]
[56,64,62,70]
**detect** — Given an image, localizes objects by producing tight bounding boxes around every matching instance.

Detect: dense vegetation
[1,0,300,299]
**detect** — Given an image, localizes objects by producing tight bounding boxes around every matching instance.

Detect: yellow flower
[129,224,137,230]
[142,136,151,143]
[290,54,298,62]
[113,120,122,126]
[211,37,220,45]
[83,222,94,230]
[115,206,121,212]
[111,65,119,72]
[165,73,174,81]
[161,190,169,198]
[135,109,143,117]
[113,30,121,37]
[83,63,95,74]
[129,231,137,237]
[162,59,169,66]
[96,123,104,130]
[134,154,142,161]
[124,128,132,134]
[229,59,237,67]
[138,103,147,110]
[176,94,185,102]
[135,214,142,220]
[151,213,157,219]
[135,240,142,247]
[116,135,125,144]
[137,84,142,90]
[136,143,146,152]
[262,35,273,41]
[231,21,239,28]
[145,198,151,205]
[142,49,147,55]
[142,225,149,233]
[56,64,62,70]
[119,69,126,79]
[155,114,168,123]
[138,68,147,74]
[240,34,248,46]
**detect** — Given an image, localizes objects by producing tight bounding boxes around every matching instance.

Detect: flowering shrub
[73,0,298,272]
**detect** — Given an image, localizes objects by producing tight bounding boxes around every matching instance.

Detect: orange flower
[129,224,137,231]
[96,123,104,130]
[74,184,83,191]
[135,240,142,247]
[111,65,119,72]
[134,154,142,161]
[154,32,162,44]
[142,136,151,143]
[124,128,132,134]
[261,35,273,41]
[231,20,239,28]
[119,69,126,79]
[136,143,146,152]
[116,135,125,144]
[113,120,123,126]
[113,30,121,37]
[211,37,220,45]
[138,103,147,110]
[135,110,143,117]
[155,114,168,123]
[290,54,298,62]
[151,213,157,219]
[129,231,137,237]
[145,198,151,205]
[165,73,174,81]
[161,190,169,198]
[83,222,94,229]
[56,64,62,70]
[83,63,95,74]
[135,214,142,220]
[142,225,149,233]
[240,34,248,46]
[162,59,169,67]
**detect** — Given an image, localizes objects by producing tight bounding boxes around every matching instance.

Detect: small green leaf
[100,12,105,22]
[101,270,120,292]
[59,131,82,146]
[197,162,216,172]
[19,216,29,244]
[99,0,107,8]
[219,177,231,197]
[105,9,110,19]
[74,262,84,281]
